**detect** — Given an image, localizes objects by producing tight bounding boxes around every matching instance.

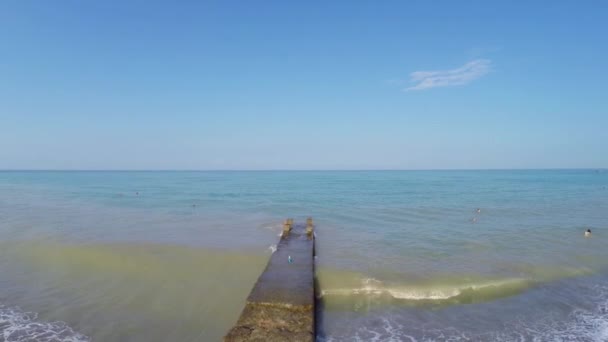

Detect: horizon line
[0,168,606,172]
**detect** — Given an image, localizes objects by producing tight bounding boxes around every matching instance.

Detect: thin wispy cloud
[405,59,491,91]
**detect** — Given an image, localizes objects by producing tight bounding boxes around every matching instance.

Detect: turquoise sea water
[0,170,607,341]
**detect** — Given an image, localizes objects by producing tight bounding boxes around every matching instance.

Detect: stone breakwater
[224,218,316,342]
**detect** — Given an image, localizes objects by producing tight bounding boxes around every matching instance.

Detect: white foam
[320,284,608,341]
[0,305,90,342]
[526,288,608,342]
[268,244,277,253]
[320,277,528,301]
[320,317,414,342]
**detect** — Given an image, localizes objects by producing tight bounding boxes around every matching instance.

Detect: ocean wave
[319,284,608,341]
[319,277,531,302]
[321,299,608,342]
[0,305,90,342]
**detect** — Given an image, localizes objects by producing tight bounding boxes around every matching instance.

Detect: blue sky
[1,1,607,170]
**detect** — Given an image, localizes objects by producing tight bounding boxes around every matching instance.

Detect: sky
[1,1,607,170]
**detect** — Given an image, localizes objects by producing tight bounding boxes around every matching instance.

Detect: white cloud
[405,59,491,91]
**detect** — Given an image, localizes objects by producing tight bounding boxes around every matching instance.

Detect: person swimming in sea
[476,208,481,214]
[585,229,592,237]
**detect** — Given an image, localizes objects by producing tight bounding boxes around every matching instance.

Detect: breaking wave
[316,264,595,306]
[320,283,608,341]
[319,277,530,302]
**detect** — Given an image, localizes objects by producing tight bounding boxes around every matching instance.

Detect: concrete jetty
[224,218,316,342]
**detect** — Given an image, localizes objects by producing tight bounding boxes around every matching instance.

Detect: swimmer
[585,229,591,237]
[476,208,481,214]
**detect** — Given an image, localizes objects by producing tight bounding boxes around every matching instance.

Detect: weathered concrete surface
[224,221,315,342]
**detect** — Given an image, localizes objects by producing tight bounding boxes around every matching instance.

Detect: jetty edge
[224,217,316,342]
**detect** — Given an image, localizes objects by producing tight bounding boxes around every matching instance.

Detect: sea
[0,170,607,341]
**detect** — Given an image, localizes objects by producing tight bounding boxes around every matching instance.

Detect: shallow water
[0,170,607,341]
